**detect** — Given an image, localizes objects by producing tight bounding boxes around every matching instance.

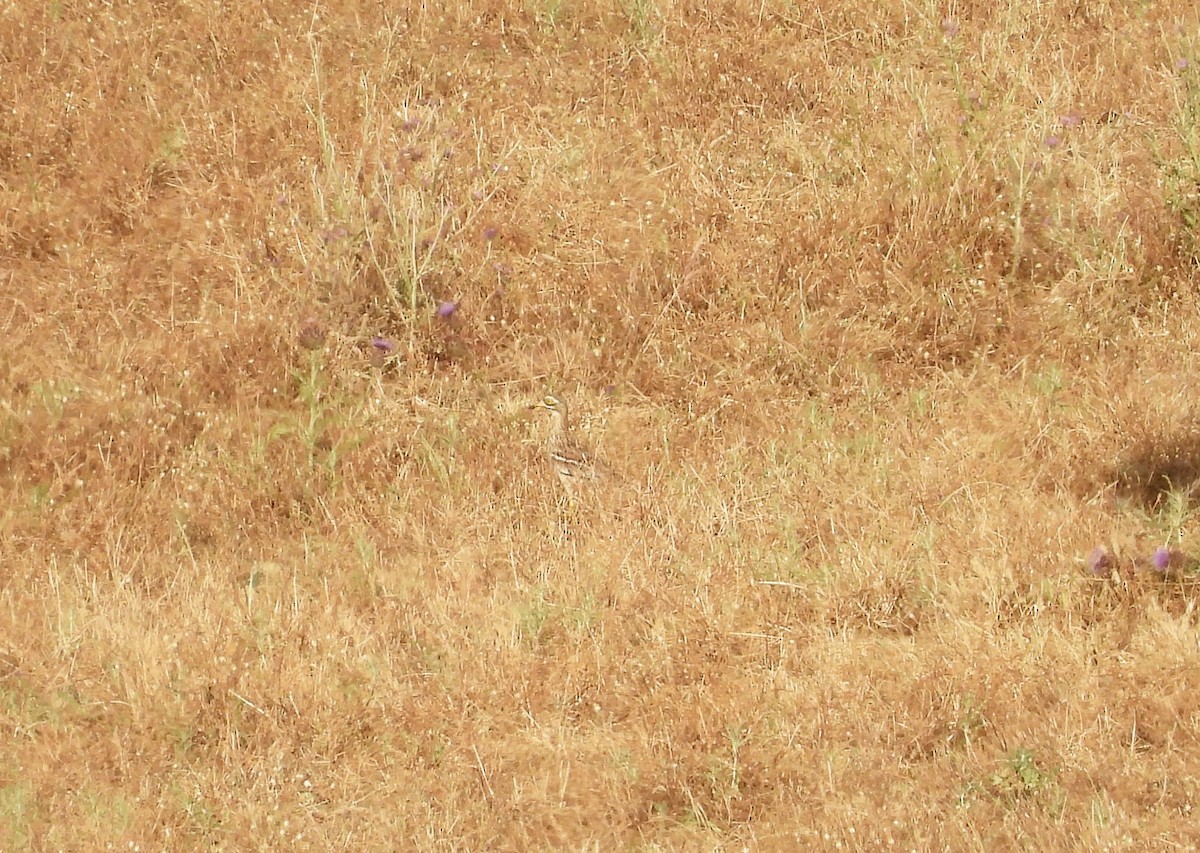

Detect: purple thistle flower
[1087,545,1113,578]
[481,226,499,241]
[1059,112,1083,128]
[368,336,398,368]
[941,17,959,38]
[1151,546,1171,574]
[436,300,459,319]
[1177,57,1190,71]
[1045,135,1062,150]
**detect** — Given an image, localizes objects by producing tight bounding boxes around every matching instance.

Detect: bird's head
[531,394,565,413]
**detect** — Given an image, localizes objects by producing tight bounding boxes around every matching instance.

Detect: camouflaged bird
[529,394,606,488]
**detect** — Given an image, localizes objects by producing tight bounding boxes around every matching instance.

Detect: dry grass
[3,0,1200,849]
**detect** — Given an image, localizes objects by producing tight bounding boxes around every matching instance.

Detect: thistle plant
[269,319,359,477]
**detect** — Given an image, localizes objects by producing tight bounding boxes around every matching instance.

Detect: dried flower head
[320,225,349,244]
[436,300,459,319]
[298,318,327,351]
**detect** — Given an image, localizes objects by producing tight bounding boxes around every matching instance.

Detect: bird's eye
[543,396,557,407]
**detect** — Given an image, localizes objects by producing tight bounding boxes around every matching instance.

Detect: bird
[529,393,603,487]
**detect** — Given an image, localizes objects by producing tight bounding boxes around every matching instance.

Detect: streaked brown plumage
[530,394,603,486]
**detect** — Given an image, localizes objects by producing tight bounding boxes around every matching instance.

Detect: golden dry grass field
[4,0,1200,849]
